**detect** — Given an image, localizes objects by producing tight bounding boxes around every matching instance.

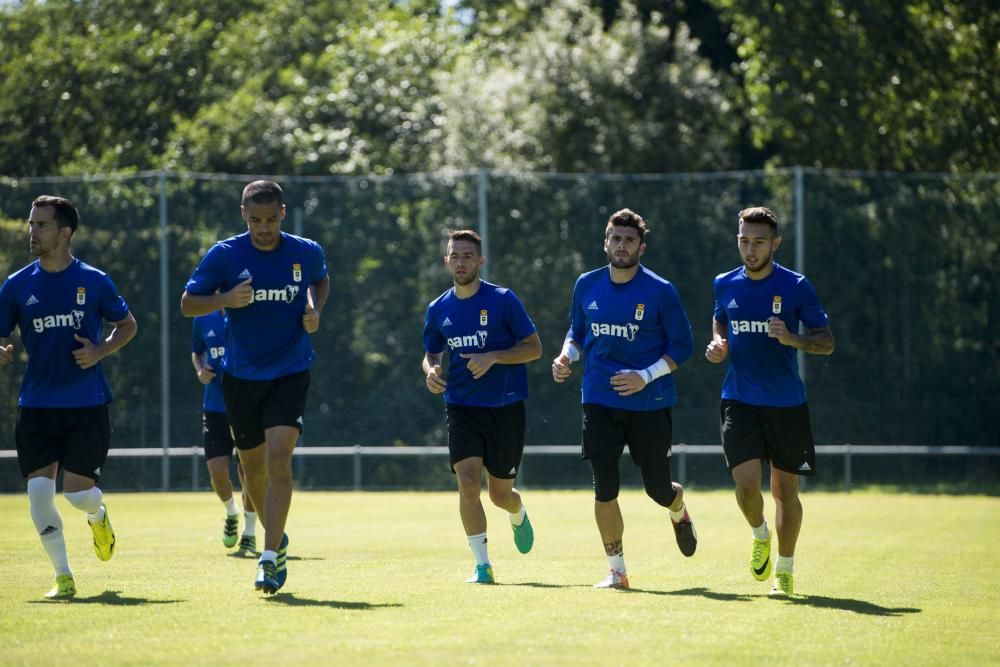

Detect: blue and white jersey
[0,259,130,408]
[192,311,227,413]
[184,232,327,381]
[422,281,537,408]
[567,265,693,411]
[713,262,829,407]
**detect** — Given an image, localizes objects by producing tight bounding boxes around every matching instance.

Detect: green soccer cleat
[223,514,239,548]
[511,512,534,554]
[88,505,116,561]
[238,535,257,554]
[770,571,794,597]
[44,574,76,599]
[750,535,772,581]
[465,563,495,584]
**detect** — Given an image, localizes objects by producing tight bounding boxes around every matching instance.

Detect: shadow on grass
[225,552,324,562]
[501,582,576,589]
[782,594,921,616]
[30,590,183,606]
[262,593,402,609]
[628,586,756,602]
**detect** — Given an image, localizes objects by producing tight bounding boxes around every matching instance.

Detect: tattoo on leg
[604,540,623,556]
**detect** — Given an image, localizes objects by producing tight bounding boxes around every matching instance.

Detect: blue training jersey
[184,232,327,381]
[422,280,537,408]
[713,262,829,407]
[192,311,227,413]
[0,258,130,408]
[567,265,693,411]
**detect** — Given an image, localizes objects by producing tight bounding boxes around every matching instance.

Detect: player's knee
[487,484,513,508]
[456,471,481,499]
[642,479,677,508]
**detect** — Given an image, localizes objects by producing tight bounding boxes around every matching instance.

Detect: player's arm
[422,351,446,394]
[181,278,254,318]
[705,318,729,363]
[461,332,542,380]
[73,312,138,369]
[191,352,215,384]
[768,320,835,355]
[302,274,330,334]
[0,337,13,367]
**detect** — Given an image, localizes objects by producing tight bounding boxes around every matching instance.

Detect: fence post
[353,444,363,491]
[477,169,489,280]
[793,166,806,384]
[844,443,852,491]
[677,444,687,486]
[158,171,171,491]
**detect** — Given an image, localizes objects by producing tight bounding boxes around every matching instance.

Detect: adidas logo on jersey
[441,317,453,327]
[727,298,739,309]
[32,310,85,334]
[238,269,252,280]
[25,294,39,306]
[206,329,216,338]
[587,301,599,310]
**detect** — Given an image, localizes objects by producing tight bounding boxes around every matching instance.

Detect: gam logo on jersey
[590,322,640,342]
[446,330,488,350]
[208,346,225,359]
[33,310,85,334]
[251,285,300,303]
[730,319,770,336]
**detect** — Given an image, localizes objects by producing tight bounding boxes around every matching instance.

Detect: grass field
[1,489,998,666]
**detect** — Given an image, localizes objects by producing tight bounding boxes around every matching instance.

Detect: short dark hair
[32,195,79,234]
[605,208,648,242]
[242,180,284,208]
[738,206,779,231]
[447,229,482,255]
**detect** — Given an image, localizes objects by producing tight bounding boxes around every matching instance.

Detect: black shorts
[15,404,111,481]
[203,410,236,460]
[582,403,673,469]
[446,401,526,480]
[222,370,310,450]
[720,399,816,476]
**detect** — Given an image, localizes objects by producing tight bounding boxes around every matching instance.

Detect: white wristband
[561,340,580,363]
[640,358,671,384]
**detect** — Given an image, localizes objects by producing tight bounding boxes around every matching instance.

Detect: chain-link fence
[0,168,996,491]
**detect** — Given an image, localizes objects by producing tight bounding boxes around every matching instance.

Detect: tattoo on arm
[603,540,623,557]
[798,327,835,355]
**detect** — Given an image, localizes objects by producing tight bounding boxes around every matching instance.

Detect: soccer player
[191,308,257,554]
[181,180,329,595]
[552,208,696,590]
[705,206,834,596]
[0,195,137,599]
[421,229,542,584]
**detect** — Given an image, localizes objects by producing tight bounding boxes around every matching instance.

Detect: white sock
[607,552,627,575]
[775,555,794,574]
[63,487,103,518]
[467,532,489,565]
[243,511,257,537]
[668,503,687,523]
[222,495,238,516]
[260,549,277,564]
[509,505,526,527]
[752,520,770,540]
[28,478,71,576]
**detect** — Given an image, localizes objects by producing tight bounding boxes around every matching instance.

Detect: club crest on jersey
[634,304,645,321]
[292,263,302,282]
[480,309,488,326]
[76,287,86,305]
[772,296,782,314]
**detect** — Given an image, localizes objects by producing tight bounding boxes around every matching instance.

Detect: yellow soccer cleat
[770,571,794,597]
[88,504,116,561]
[222,514,239,548]
[750,535,772,581]
[45,574,76,599]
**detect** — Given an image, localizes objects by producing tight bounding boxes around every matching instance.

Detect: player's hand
[425,364,446,394]
[72,334,103,369]
[552,354,573,383]
[302,302,320,334]
[767,317,795,345]
[705,339,728,363]
[0,343,13,367]
[611,369,646,396]
[460,352,496,379]
[197,365,216,384]
[223,277,254,309]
